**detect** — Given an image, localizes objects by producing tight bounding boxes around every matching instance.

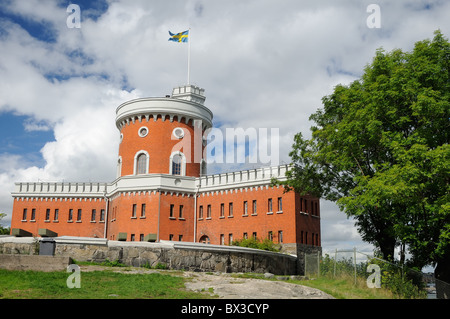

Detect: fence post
[353,247,357,286]
[334,248,337,278]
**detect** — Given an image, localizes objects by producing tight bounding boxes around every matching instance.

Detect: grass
[295,274,397,299]
[0,268,211,299]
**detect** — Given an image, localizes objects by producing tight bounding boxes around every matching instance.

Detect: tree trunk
[435,252,450,299]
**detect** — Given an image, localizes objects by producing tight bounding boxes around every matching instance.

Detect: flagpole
[187,28,191,85]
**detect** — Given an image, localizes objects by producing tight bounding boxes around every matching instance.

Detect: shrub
[231,237,281,252]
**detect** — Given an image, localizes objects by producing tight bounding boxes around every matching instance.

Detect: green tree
[277,31,449,283]
[0,212,10,235]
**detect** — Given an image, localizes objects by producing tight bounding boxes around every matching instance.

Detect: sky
[0,0,449,266]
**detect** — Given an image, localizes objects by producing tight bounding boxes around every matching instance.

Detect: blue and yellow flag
[168,30,189,43]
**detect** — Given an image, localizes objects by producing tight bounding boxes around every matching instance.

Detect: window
[268,198,273,212]
[278,230,283,243]
[243,201,248,216]
[220,203,225,218]
[138,126,148,137]
[31,208,36,221]
[229,203,233,217]
[277,197,282,212]
[252,200,257,215]
[68,209,73,221]
[140,234,144,241]
[207,205,211,218]
[100,209,105,221]
[179,205,183,218]
[136,153,147,175]
[171,154,182,175]
[170,204,175,218]
[178,235,183,241]
[141,204,146,218]
[228,233,233,244]
[220,234,225,245]
[53,209,58,221]
[77,209,82,221]
[252,232,257,239]
[22,208,27,221]
[243,232,248,239]
[172,127,185,139]
[130,234,135,241]
[132,204,137,218]
[169,234,174,241]
[91,209,96,222]
[268,231,273,241]
[46,209,51,221]
[170,152,186,176]
[199,205,203,219]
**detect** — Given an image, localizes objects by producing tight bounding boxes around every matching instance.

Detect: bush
[231,237,281,252]
[319,254,426,299]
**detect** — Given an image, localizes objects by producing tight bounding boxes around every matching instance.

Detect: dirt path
[80,265,334,299]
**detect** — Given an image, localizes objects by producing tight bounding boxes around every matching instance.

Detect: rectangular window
[243,232,248,239]
[252,232,257,240]
[220,234,225,245]
[207,205,211,218]
[130,234,135,241]
[141,204,146,217]
[170,204,175,218]
[243,201,248,215]
[68,209,73,221]
[169,234,174,241]
[91,209,96,221]
[178,235,183,241]
[268,231,273,241]
[277,197,282,212]
[46,209,51,221]
[54,209,59,221]
[278,230,283,243]
[229,203,233,217]
[100,209,105,221]
[77,209,82,221]
[22,208,27,221]
[132,204,137,218]
[31,208,36,221]
[252,200,257,215]
[140,234,144,241]
[268,198,273,212]
[199,205,203,219]
[179,205,184,218]
[229,233,233,244]
[220,203,224,217]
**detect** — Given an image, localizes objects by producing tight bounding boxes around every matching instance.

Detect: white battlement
[11,165,291,197]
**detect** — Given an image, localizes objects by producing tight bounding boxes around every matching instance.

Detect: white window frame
[134,150,150,175]
[169,151,186,176]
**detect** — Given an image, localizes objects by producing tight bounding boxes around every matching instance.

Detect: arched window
[134,151,149,175]
[170,152,186,176]
[172,154,182,175]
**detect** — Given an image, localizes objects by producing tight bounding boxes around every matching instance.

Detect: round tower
[115,85,212,178]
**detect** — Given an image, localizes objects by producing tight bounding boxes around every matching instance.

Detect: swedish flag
[168,30,189,43]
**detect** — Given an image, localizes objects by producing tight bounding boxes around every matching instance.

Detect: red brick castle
[10,85,321,251]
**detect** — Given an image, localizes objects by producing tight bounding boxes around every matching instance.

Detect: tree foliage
[279,31,449,274]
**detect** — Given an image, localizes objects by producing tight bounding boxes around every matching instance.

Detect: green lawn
[0,268,210,299]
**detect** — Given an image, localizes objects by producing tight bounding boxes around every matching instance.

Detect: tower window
[138,126,148,137]
[173,127,185,139]
[172,154,182,175]
[136,153,148,175]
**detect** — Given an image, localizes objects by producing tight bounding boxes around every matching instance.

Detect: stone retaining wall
[0,236,297,275]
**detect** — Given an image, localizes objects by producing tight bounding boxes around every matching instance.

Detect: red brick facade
[10,85,321,248]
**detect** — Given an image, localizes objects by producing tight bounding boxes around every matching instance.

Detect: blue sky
[0,0,448,267]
